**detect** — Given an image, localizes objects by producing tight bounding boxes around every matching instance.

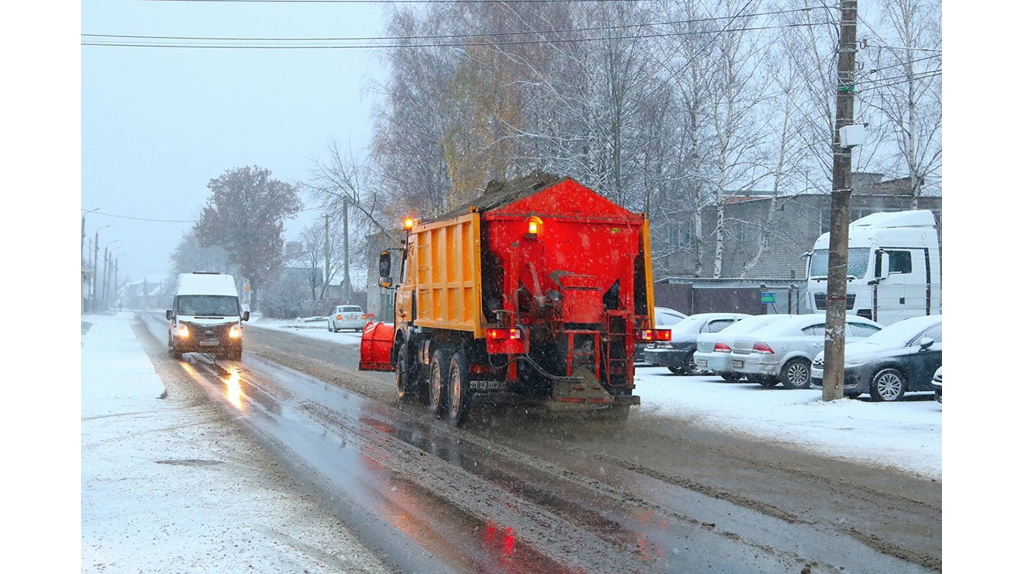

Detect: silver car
[693,314,796,382]
[731,315,883,389]
[328,305,368,332]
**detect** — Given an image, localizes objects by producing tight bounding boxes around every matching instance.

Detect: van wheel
[780,358,812,389]
[428,349,449,419]
[168,334,183,360]
[447,349,471,427]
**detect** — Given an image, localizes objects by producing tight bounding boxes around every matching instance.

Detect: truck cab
[806,210,940,326]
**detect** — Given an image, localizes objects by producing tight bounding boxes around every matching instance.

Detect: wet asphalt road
[140,313,941,573]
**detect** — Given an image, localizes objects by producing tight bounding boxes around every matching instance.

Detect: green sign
[761,292,776,304]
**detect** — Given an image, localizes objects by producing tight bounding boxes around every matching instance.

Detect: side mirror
[379,276,393,289]
[242,310,250,322]
[877,253,891,281]
[379,251,392,278]
[165,309,173,321]
[919,337,934,351]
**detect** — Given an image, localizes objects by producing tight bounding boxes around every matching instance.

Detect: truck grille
[813,293,855,311]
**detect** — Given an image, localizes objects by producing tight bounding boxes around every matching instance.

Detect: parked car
[810,315,942,401]
[644,312,750,375]
[654,307,688,328]
[731,314,883,389]
[327,305,368,332]
[693,314,796,382]
[932,366,942,403]
[635,307,690,364]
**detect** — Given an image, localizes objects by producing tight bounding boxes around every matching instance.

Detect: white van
[806,210,941,326]
[166,272,250,360]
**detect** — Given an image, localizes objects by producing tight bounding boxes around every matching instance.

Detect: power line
[84,6,828,44]
[83,211,197,223]
[82,21,831,49]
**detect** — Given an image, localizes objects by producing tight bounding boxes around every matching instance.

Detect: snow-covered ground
[75,311,946,572]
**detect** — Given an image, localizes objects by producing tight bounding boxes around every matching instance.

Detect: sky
[78,0,387,283]
[73,311,952,572]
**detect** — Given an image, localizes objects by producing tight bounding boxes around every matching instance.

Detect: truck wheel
[396,343,419,402]
[780,358,812,389]
[428,349,448,419]
[447,349,471,427]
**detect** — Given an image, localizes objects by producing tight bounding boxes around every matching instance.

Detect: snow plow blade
[359,322,395,372]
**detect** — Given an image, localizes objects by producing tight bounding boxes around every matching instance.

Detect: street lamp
[82,208,100,264]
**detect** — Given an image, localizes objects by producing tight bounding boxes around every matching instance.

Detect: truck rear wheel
[447,349,471,427]
[428,349,448,419]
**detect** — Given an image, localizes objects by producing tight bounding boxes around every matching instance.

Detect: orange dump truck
[360,172,668,426]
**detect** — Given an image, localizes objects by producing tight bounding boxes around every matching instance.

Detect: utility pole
[91,225,110,314]
[821,0,859,402]
[323,213,330,302]
[343,197,351,304]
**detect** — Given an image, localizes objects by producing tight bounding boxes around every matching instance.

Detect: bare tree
[859,0,942,206]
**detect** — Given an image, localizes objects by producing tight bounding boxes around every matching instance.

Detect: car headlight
[845,356,870,366]
[229,325,242,339]
[175,324,189,338]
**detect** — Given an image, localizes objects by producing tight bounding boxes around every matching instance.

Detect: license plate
[732,359,743,368]
[696,359,708,368]
[470,380,506,391]
[199,340,220,347]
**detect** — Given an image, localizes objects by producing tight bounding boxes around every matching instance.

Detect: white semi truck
[806,210,941,326]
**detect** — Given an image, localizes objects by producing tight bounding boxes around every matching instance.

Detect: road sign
[761,292,776,304]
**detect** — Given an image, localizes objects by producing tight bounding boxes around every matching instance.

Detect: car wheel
[780,358,812,390]
[396,343,419,402]
[667,351,695,376]
[869,368,907,401]
[720,373,744,382]
[447,349,471,427]
[428,349,448,419]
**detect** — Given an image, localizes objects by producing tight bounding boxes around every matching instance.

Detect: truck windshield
[177,295,239,316]
[808,247,870,279]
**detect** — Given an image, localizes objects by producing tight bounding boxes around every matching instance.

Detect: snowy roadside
[248,316,942,480]
[81,313,392,573]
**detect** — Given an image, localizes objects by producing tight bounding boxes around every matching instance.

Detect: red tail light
[752,342,775,354]
[713,341,731,353]
[636,329,672,342]
[487,327,522,340]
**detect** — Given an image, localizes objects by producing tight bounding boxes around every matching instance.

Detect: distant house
[122,277,170,311]
[651,173,941,282]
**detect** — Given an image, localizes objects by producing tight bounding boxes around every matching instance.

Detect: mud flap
[550,369,614,408]
[359,322,396,371]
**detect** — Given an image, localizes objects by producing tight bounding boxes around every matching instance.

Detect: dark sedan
[810,315,941,401]
[644,312,750,375]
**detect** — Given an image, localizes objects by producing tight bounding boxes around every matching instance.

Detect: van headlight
[175,325,190,338]
[229,325,242,339]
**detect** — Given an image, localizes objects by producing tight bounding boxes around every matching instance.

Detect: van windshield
[177,295,239,317]
[808,247,870,279]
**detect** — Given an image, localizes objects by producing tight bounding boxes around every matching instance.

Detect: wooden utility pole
[822,0,859,402]
[324,213,330,300]
[343,197,351,304]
